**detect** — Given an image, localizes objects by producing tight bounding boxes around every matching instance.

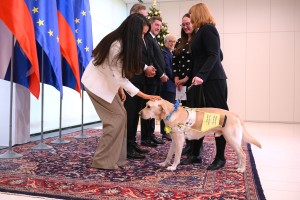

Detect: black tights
[191,135,226,160]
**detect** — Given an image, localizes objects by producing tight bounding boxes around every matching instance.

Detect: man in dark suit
[125,5,157,159]
[141,16,169,147]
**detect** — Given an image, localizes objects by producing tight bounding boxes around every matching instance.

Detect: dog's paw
[158,162,168,167]
[167,165,177,171]
[236,167,245,173]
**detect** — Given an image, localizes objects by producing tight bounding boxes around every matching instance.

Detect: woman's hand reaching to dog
[137,91,161,101]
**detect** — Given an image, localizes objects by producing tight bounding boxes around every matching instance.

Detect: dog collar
[184,109,196,127]
[166,100,180,121]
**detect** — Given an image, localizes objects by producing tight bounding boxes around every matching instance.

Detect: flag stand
[74,85,90,139]
[32,50,53,150]
[0,36,23,159]
[51,57,70,144]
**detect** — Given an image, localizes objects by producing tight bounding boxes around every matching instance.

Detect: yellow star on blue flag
[73,0,93,74]
[26,0,63,96]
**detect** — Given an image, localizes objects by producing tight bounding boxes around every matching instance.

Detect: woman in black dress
[182,3,229,170]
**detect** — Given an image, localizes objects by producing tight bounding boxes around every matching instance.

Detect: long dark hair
[174,13,195,56]
[92,13,149,79]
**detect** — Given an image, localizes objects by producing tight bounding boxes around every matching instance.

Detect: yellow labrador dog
[139,99,262,173]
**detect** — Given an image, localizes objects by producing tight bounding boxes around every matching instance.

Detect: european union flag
[73,0,93,74]
[26,0,63,96]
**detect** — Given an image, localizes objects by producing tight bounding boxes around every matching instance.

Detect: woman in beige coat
[81,14,161,170]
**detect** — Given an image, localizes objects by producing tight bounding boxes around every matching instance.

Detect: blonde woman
[182,3,229,170]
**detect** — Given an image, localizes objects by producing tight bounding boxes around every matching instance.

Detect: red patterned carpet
[0,129,265,199]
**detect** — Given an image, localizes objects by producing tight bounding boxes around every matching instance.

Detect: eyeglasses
[167,40,176,43]
[180,22,191,27]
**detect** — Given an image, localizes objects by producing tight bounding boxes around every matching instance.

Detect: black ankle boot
[207,157,226,170]
[182,143,192,155]
[181,155,202,165]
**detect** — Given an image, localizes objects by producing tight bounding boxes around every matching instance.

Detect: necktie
[143,39,147,49]
[153,37,159,47]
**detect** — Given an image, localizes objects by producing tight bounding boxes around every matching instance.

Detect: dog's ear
[158,100,168,120]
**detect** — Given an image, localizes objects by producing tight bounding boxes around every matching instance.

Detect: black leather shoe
[141,140,157,147]
[132,143,149,154]
[151,136,164,144]
[181,155,202,165]
[207,158,226,170]
[127,147,146,159]
[182,144,192,155]
[162,134,172,141]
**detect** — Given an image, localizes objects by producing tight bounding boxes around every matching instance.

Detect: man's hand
[145,65,156,77]
[160,74,169,83]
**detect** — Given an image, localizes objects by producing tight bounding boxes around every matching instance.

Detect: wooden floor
[1,122,300,199]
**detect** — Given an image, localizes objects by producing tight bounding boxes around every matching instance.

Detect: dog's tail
[241,120,262,149]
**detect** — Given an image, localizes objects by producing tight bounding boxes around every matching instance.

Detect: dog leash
[177,84,194,102]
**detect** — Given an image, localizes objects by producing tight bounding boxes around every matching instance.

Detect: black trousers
[124,83,145,144]
[141,83,161,141]
[187,79,229,160]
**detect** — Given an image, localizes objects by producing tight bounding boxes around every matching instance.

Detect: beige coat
[81,40,139,103]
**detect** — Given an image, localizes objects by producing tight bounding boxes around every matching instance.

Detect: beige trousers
[86,89,127,169]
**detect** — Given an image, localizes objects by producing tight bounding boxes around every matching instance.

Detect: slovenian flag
[0,0,40,99]
[57,0,81,94]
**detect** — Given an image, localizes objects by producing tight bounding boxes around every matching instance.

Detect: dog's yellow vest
[201,112,227,132]
[164,111,227,134]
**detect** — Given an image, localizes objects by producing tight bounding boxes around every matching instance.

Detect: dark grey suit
[125,39,153,143]
[141,33,166,141]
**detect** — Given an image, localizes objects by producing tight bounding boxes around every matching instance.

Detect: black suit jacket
[145,33,165,85]
[129,39,153,85]
[190,24,227,82]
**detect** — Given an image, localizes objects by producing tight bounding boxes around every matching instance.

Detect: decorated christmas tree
[147,2,169,47]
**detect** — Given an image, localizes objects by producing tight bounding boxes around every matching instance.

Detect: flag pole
[51,95,71,144]
[32,49,53,150]
[51,96,71,144]
[51,57,70,144]
[74,71,90,139]
[0,35,23,159]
